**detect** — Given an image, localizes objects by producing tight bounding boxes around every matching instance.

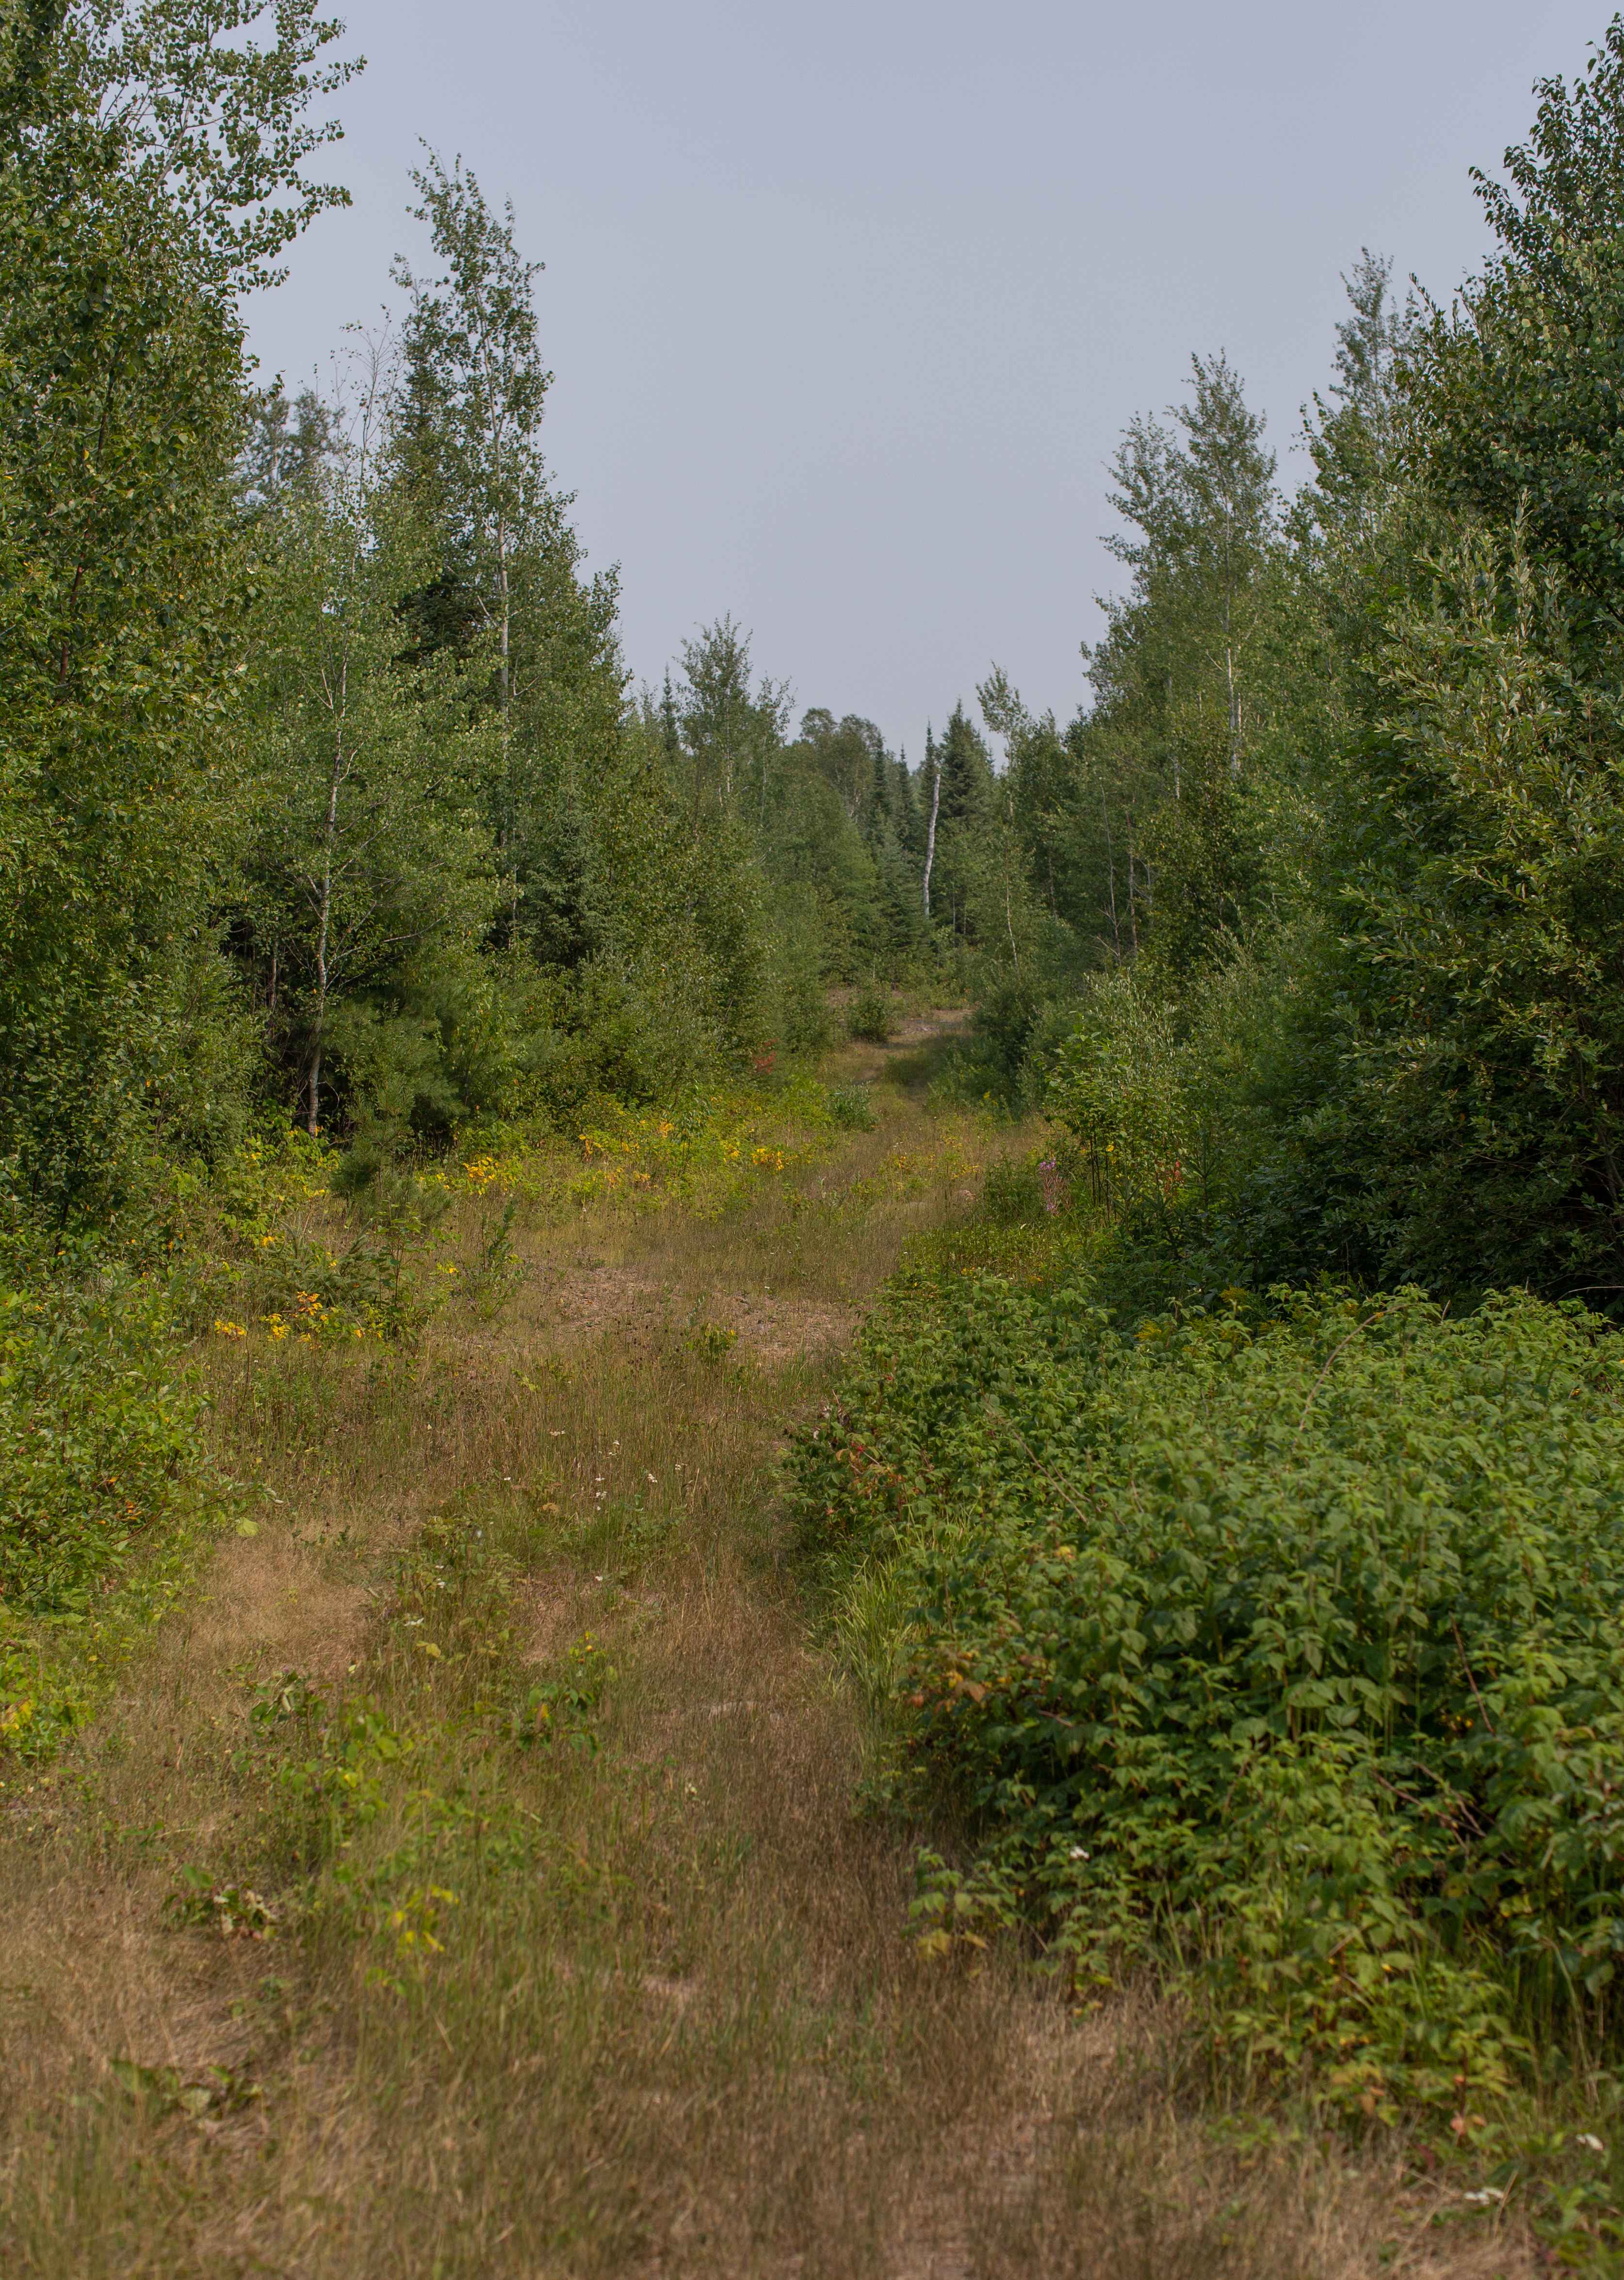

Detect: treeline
[16,0,1624,1315]
[967,22,1624,1305]
[1,0,1037,1234]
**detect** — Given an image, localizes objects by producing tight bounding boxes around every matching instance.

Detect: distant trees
[648,620,941,992]
[673,615,790,828]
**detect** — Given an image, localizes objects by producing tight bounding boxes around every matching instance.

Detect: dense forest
[19,0,1624,2247]
[0,0,1008,1225]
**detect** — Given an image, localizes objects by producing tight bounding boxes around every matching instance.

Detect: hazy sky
[246,0,1611,758]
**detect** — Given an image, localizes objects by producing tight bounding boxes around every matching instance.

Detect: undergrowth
[792,1255,1624,2157]
[0,1253,224,1757]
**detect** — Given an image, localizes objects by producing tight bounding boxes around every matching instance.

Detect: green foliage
[1048,970,1187,1217]
[978,1154,1062,1227]
[672,614,791,828]
[0,1,354,1218]
[392,146,642,1000]
[160,1126,454,1349]
[0,1265,203,1616]
[1027,25,1624,1303]
[505,1634,616,1754]
[827,1082,877,1132]
[1267,31,1624,1297]
[1055,355,1311,978]
[0,19,935,1213]
[231,374,500,1146]
[1312,525,1624,1291]
[794,1270,1624,2118]
[845,985,897,1044]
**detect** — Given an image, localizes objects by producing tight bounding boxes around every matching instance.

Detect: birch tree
[0,0,356,1212]
[392,151,550,919]
[234,356,496,1140]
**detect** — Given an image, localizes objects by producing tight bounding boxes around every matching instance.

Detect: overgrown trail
[0,1023,1527,2279]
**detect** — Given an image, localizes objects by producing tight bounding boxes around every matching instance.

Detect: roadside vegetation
[0,1029,1543,2278]
[796,1237,1624,2245]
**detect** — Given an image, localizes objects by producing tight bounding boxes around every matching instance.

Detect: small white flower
[1070,1846,1089,1861]
[1578,2133,1607,2154]
[1462,2188,1505,2206]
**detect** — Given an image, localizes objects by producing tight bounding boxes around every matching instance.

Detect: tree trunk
[308,737,342,1137]
[1003,795,1022,984]
[1102,790,1122,960]
[922,747,942,919]
[1223,573,1242,777]
[1226,640,1242,776]
[498,520,521,927]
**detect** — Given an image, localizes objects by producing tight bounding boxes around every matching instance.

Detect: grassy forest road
[1,1015,1530,2279]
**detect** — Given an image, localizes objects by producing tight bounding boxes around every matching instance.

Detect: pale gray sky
[246,0,1610,756]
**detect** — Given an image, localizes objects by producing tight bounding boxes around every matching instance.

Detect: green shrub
[845,986,896,1044]
[165,1131,452,1349]
[980,1156,1046,1225]
[1047,968,1188,1218]
[0,1270,204,1617]
[827,1082,877,1132]
[791,1271,1624,2119]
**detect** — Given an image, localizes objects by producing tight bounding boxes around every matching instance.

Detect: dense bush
[0,1270,204,1617]
[827,1081,877,1131]
[845,985,898,1044]
[792,1267,1624,2115]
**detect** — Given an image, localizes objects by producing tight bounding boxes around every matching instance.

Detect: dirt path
[0,1020,1530,2279]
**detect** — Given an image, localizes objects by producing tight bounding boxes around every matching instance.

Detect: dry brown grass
[0,1021,1536,2278]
